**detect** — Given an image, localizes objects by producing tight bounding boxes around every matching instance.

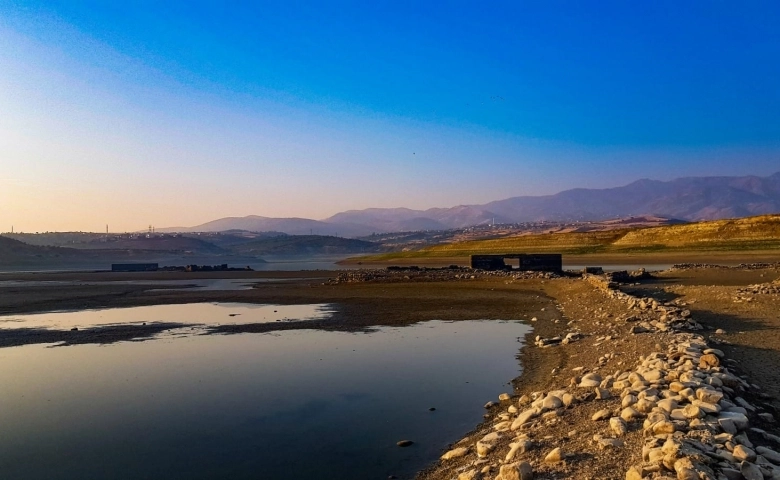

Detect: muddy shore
[1,265,779,479]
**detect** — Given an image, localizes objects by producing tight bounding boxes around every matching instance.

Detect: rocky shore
[418,267,780,480]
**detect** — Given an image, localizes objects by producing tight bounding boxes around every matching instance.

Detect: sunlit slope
[358,215,780,260]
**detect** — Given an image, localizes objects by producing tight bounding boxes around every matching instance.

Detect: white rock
[441,447,469,460]
[511,409,539,431]
[544,447,562,463]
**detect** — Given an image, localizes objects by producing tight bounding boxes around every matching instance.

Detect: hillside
[229,235,380,255]
[355,214,780,260]
[0,235,87,264]
[80,236,227,254]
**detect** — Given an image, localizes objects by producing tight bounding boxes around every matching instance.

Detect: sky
[1,1,779,232]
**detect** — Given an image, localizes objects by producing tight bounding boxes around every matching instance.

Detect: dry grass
[358,214,780,260]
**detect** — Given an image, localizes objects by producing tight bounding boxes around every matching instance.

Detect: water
[0,278,285,291]
[0,302,333,331]
[0,311,530,480]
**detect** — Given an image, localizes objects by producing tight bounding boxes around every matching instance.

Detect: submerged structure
[470,254,562,272]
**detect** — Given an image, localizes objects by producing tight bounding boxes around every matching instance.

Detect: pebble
[544,447,562,463]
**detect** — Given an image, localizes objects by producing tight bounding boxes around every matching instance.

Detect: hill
[158,172,780,236]
[355,214,780,260]
[228,235,380,255]
[156,216,376,237]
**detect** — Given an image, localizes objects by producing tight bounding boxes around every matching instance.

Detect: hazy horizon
[2,2,779,232]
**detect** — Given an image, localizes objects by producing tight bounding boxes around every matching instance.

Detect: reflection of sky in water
[0,278,293,290]
[0,320,531,480]
[0,303,333,331]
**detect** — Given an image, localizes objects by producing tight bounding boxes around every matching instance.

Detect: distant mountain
[228,235,380,256]
[329,172,780,228]
[481,172,780,222]
[156,215,376,237]
[160,172,780,236]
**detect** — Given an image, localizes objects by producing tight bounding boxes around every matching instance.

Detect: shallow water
[0,302,333,331]
[0,278,292,291]
[0,316,530,480]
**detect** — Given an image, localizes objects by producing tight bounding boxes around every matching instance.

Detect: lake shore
[1,265,780,479]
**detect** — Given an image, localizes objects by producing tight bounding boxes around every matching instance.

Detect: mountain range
[160,172,780,237]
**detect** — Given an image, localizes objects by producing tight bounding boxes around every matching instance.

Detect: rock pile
[737,283,780,296]
[585,274,704,333]
[328,268,558,284]
[427,273,780,480]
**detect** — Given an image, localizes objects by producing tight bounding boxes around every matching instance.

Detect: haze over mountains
[160,172,780,237]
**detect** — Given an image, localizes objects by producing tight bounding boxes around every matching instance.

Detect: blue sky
[1,1,779,231]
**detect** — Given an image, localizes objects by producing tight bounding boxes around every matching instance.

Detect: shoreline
[1,266,780,478]
[418,266,780,480]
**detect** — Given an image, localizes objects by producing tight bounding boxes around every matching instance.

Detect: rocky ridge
[422,273,780,480]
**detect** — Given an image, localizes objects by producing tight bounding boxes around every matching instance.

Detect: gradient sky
[2,1,779,232]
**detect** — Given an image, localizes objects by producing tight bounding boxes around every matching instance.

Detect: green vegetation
[354,215,780,261]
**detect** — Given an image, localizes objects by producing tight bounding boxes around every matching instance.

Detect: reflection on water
[0,319,530,480]
[0,303,333,331]
[0,278,291,291]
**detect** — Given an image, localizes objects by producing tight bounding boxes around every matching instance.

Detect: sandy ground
[1,265,779,478]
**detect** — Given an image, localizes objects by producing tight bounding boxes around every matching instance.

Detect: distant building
[111,263,159,272]
[470,254,562,272]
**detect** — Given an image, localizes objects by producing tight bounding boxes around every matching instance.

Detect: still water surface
[0,308,530,480]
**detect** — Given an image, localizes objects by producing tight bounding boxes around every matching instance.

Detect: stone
[596,388,612,400]
[476,441,494,457]
[652,420,676,435]
[740,461,764,480]
[719,418,738,435]
[720,411,750,431]
[757,446,780,465]
[441,447,469,460]
[621,407,642,422]
[598,438,624,449]
[733,444,757,462]
[579,373,603,388]
[696,388,724,404]
[592,408,612,421]
[397,440,413,447]
[626,466,645,480]
[610,417,628,436]
[505,439,533,462]
[544,447,563,463]
[622,395,638,408]
[511,409,539,431]
[635,398,655,413]
[657,399,678,413]
[699,353,720,368]
[458,470,478,480]
[720,468,743,480]
[499,462,533,480]
[682,404,702,419]
[499,393,511,401]
[674,457,698,480]
[542,395,563,411]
